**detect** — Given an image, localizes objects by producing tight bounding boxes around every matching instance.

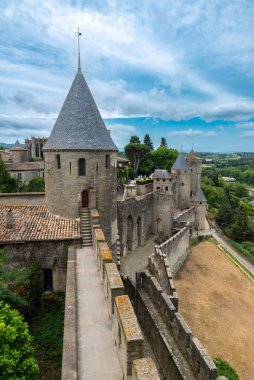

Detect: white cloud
[169,128,218,137]
[239,130,254,138]
[105,123,136,149]
[236,121,254,129]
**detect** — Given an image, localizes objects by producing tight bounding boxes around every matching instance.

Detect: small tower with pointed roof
[43,57,118,250]
[171,151,192,209]
[187,148,202,197]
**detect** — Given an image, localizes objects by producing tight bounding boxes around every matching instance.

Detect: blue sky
[1,0,254,152]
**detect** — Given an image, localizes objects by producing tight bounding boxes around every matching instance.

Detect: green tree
[151,146,178,172]
[0,301,39,379]
[0,249,33,308]
[25,177,45,192]
[216,190,239,230]
[129,135,141,144]
[124,143,150,173]
[143,134,153,150]
[230,204,254,242]
[160,137,167,147]
[0,157,21,193]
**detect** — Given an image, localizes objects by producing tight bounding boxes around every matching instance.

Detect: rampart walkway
[76,247,122,379]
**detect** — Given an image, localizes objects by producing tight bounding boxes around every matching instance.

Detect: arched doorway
[137,216,142,246]
[127,215,133,251]
[81,190,89,208]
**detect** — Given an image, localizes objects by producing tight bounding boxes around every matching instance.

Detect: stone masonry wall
[117,193,153,255]
[141,274,218,380]
[44,150,118,254]
[0,192,45,206]
[159,225,190,276]
[3,240,72,291]
[173,206,195,226]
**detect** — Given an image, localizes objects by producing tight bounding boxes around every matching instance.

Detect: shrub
[214,357,239,380]
[0,301,39,379]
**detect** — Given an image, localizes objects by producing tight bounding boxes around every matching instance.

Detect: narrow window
[105,154,110,169]
[69,162,72,175]
[182,183,184,186]
[56,154,61,169]
[157,179,159,182]
[163,179,165,182]
[157,186,160,190]
[165,186,168,191]
[17,173,22,179]
[78,158,86,176]
[43,269,53,291]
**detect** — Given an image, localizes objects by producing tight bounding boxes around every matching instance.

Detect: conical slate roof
[172,152,191,170]
[43,69,118,151]
[193,187,206,202]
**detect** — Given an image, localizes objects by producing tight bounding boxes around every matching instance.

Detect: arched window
[78,158,86,176]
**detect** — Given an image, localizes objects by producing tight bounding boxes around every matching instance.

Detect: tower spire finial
[75,27,82,71]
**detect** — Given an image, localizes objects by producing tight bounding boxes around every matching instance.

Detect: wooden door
[82,190,89,208]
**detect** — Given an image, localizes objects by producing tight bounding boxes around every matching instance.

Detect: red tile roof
[0,206,80,243]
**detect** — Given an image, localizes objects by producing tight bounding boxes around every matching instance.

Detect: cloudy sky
[1,0,254,152]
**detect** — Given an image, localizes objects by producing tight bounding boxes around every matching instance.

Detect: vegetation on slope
[214,357,239,380]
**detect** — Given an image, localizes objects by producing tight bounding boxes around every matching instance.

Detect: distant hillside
[0,142,24,149]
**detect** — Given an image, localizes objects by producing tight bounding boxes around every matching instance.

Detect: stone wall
[137,183,153,195]
[2,240,72,291]
[117,193,153,255]
[138,274,218,380]
[113,295,144,377]
[173,206,195,226]
[0,192,45,206]
[159,224,190,276]
[61,246,78,380]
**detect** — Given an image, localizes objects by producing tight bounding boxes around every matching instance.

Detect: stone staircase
[81,208,93,247]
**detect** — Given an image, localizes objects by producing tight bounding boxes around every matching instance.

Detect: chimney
[7,209,14,229]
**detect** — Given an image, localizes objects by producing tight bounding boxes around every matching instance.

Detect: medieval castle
[0,62,229,380]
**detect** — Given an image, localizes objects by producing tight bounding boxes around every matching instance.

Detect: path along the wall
[76,246,122,379]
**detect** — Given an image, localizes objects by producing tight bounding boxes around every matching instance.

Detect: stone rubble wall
[147,246,227,380]
[159,224,190,276]
[0,192,45,206]
[117,193,153,255]
[173,206,195,225]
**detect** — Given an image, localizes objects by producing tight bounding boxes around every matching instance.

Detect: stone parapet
[97,241,113,278]
[140,273,218,380]
[132,358,160,380]
[104,263,124,317]
[159,224,190,276]
[113,295,144,377]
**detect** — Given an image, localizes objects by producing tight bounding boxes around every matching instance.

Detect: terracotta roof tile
[0,206,80,243]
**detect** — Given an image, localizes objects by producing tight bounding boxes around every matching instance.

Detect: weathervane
[75,27,82,71]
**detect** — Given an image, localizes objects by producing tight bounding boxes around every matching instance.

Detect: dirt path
[174,240,254,380]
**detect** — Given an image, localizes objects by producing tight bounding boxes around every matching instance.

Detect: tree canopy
[129,135,141,144]
[143,134,153,150]
[0,157,21,193]
[124,143,150,173]
[160,137,168,147]
[151,146,178,172]
[0,301,39,379]
[25,177,45,192]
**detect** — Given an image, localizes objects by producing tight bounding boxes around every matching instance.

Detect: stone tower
[152,169,173,237]
[171,152,192,209]
[187,148,202,197]
[193,187,206,230]
[43,66,118,250]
